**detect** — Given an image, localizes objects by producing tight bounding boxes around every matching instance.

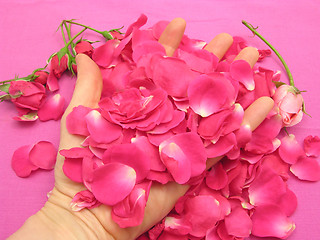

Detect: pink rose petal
[70,190,101,211]
[206,162,228,190]
[86,110,122,144]
[38,93,65,121]
[290,155,320,181]
[304,135,320,157]
[91,162,136,205]
[230,60,255,91]
[251,205,295,239]
[29,141,57,170]
[63,157,83,183]
[66,105,92,136]
[224,207,252,237]
[278,134,305,164]
[11,145,38,177]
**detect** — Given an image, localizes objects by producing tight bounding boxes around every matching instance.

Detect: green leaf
[0,84,10,93]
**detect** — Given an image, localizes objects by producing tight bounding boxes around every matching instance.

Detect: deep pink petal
[66,105,92,136]
[230,60,255,91]
[11,145,38,177]
[63,157,83,183]
[278,134,305,164]
[70,190,101,211]
[92,39,120,68]
[261,153,290,180]
[91,162,136,205]
[29,141,57,170]
[224,207,252,237]
[112,181,152,227]
[251,205,295,239]
[148,110,185,135]
[132,136,166,171]
[133,41,166,63]
[279,187,297,216]
[206,162,228,190]
[205,133,237,158]
[188,73,236,117]
[59,147,92,159]
[146,170,174,184]
[12,111,38,122]
[102,143,150,182]
[152,56,196,98]
[46,72,59,92]
[164,215,192,235]
[38,93,65,121]
[248,165,287,206]
[290,155,320,181]
[184,195,221,237]
[304,135,320,157]
[86,110,122,144]
[159,132,207,184]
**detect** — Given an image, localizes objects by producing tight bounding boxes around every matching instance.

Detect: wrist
[8,188,115,240]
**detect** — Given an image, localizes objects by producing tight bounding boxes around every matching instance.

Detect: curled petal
[304,135,320,157]
[70,190,101,211]
[66,105,92,136]
[91,162,136,205]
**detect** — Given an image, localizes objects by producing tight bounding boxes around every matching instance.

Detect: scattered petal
[38,93,65,121]
[29,141,57,170]
[290,156,320,181]
[304,135,320,157]
[11,145,38,177]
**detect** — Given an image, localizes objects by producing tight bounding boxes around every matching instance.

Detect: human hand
[9,18,274,240]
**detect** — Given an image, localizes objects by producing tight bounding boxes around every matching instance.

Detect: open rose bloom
[11,15,318,240]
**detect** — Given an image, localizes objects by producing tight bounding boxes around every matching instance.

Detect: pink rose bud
[9,80,46,111]
[50,54,68,78]
[75,41,93,57]
[33,70,49,85]
[273,85,303,127]
[110,31,124,40]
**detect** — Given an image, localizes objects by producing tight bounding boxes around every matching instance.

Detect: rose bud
[33,70,49,85]
[50,54,68,79]
[9,80,46,111]
[273,84,304,127]
[75,41,94,58]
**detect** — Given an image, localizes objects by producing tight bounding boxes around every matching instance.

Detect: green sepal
[273,81,286,88]
[17,111,39,121]
[0,94,11,102]
[57,47,68,63]
[302,101,311,117]
[101,31,113,40]
[0,84,10,93]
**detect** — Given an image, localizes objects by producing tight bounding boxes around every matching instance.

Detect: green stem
[61,24,67,44]
[65,27,87,47]
[242,20,294,87]
[64,20,113,40]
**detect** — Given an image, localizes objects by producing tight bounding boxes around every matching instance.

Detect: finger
[233,46,259,68]
[206,96,274,169]
[59,54,103,150]
[158,17,186,57]
[204,33,233,60]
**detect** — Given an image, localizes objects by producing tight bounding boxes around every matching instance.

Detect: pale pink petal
[290,156,320,181]
[38,93,65,121]
[29,141,57,170]
[278,134,305,164]
[66,105,92,136]
[206,162,228,190]
[63,157,83,183]
[91,162,136,205]
[304,135,320,157]
[86,110,122,144]
[248,165,287,206]
[152,56,196,98]
[70,190,101,211]
[184,195,221,237]
[251,205,295,239]
[230,60,255,91]
[206,227,220,240]
[224,207,252,237]
[112,181,152,227]
[11,145,38,177]
[188,73,236,117]
[102,143,150,182]
[159,132,207,184]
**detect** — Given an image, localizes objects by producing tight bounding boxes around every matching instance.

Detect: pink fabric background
[1,0,320,239]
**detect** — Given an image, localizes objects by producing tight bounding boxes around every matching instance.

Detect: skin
[9,18,274,240]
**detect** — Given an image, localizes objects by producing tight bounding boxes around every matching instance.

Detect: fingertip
[234,46,259,68]
[204,33,233,60]
[242,96,274,131]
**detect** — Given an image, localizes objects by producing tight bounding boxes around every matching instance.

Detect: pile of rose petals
[10,15,320,240]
